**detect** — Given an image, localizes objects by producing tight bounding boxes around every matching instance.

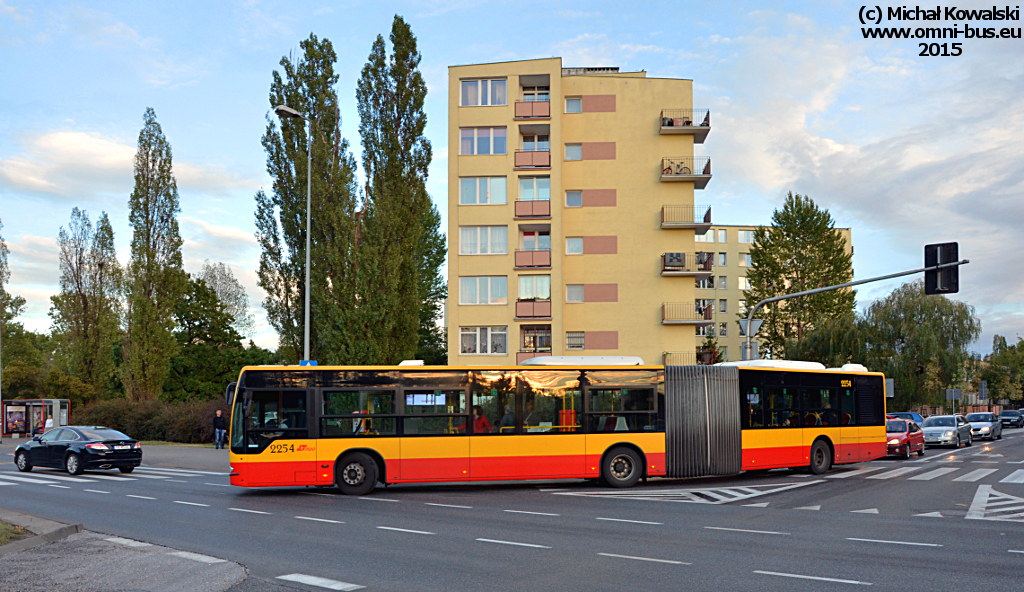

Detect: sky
[0,0,1021,354]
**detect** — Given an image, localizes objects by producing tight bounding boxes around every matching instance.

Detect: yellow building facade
[447,57,712,365]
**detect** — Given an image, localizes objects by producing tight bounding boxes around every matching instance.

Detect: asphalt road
[2,432,1024,591]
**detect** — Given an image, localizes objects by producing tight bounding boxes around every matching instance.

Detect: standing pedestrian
[213,409,228,449]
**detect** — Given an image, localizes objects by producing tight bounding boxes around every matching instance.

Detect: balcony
[515,249,551,269]
[660,109,711,143]
[663,351,717,366]
[661,252,714,277]
[661,205,711,232]
[515,150,551,169]
[661,157,712,189]
[517,351,552,364]
[661,302,714,325]
[515,101,551,119]
[514,200,551,219]
[515,299,552,319]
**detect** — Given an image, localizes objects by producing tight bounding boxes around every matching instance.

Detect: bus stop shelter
[2,399,70,439]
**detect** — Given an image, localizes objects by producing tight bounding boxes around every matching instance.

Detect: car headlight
[888,438,901,445]
[981,426,990,432]
[944,431,954,437]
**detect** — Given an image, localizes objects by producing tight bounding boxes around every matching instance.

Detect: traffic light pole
[743,259,969,360]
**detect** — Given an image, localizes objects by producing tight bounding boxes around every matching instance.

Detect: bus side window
[742,388,763,429]
[766,387,795,428]
[839,388,856,426]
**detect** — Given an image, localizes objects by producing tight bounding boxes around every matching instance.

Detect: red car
[886,418,925,459]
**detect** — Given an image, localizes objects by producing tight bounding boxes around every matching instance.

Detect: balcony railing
[515,101,551,119]
[663,351,717,366]
[661,252,714,277]
[660,109,711,142]
[515,249,552,268]
[661,156,712,189]
[662,302,715,325]
[515,150,551,169]
[517,351,552,364]
[515,200,551,218]
[515,299,552,318]
[661,205,711,231]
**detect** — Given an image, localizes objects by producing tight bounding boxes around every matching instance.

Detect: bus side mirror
[224,382,238,406]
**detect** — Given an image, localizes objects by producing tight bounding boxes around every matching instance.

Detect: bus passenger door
[837,382,858,462]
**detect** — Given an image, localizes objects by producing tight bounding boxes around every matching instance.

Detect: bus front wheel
[808,440,832,475]
[336,453,378,496]
[602,447,642,488]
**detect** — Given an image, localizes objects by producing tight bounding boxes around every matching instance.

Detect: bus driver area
[227,358,887,495]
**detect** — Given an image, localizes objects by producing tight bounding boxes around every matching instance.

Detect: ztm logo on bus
[296,444,315,452]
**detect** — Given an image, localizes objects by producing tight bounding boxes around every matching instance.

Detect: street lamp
[274,105,312,362]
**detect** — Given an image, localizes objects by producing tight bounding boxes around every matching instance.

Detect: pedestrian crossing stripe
[552,480,823,504]
[966,485,1024,522]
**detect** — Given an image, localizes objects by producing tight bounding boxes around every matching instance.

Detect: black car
[14,426,142,475]
[1000,410,1024,428]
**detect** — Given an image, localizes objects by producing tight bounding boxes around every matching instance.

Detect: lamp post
[274,105,312,362]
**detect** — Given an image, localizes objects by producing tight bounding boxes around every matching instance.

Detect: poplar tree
[198,261,255,338]
[0,218,26,328]
[49,209,122,401]
[122,108,187,400]
[357,15,446,364]
[743,192,854,359]
[255,34,360,364]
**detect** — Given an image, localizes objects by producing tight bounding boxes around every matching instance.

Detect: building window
[718,276,727,290]
[519,275,551,300]
[718,253,727,266]
[521,230,550,251]
[694,230,714,243]
[522,135,550,152]
[519,177,550,201]
[720,346,728,361]
[566,97,582,113]
[696,325,715,337]
[720,322,728,337]
[719,299,727,314]
[740,253,752,267]
[460,276,508,305]
[461,79,507,106]
[565,144,582,161]
[695,277,714,290]
[738,230,755,244]
[718,229,727,243]
[521,325,552,352]
[738,300,747,315]
[565,191,582,208]
[696,299,715,316]
[566,331,585,350]
[460,177,507,205]
[523,86,549,102]
[460,226,508,255]
[566,285,584,303]
[566,237,583,254]
[460,127,507,155]
[738,277,752,290]
[460,326,507,355]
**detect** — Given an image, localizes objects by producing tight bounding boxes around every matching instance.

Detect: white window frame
[718,275,727,290]
[740,253,752,267]
[520,230,551,252]
[718,229,727,243]
[694,230,715,243]
[738,277,752,290]
[695,277,714,290]
[522,86,550,102]
[460,127,508,155]
[459,177,507,206]
[519,176,551,202]
[719,299,727,314]
[566,237,583,255]
[459,226,508,255]
[566,284,584,303]
[565,190,582,208]
[459,276,508,305]
[565,144,582,161]
[522,134,550,152]
[566,331,585,350]
[518,275,551,301]
[460,326,508,355]
[461,79,508,107]
[565,97,582,113]
[718,253,727,266]
[738,230,754,244]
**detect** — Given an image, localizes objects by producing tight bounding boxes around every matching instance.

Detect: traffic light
[924,242,958,295]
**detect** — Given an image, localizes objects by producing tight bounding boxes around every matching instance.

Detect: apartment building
[672,225,853,363]
[447,57,712,365]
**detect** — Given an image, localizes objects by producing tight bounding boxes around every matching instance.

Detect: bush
[74,398,229,444]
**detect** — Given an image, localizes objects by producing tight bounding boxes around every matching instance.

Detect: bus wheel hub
[344,463,364,485]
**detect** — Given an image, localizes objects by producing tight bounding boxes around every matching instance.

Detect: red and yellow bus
[227,358,887,494]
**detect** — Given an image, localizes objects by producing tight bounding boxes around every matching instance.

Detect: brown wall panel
[581,189,616,207]
[584,284,618,302]
[583,236,617,254]
[581,142,616,160]
[585,331,618,350]
[581,95,616,112]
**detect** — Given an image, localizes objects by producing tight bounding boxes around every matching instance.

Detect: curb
[0,507,84,557]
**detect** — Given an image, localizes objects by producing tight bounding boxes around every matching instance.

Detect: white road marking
[277,574,364,591]
[846,537,942,547]
[537,488,570,492]
[704,526,789,535]
[476,538,550,549]
[743,502,769,507]
[0,482,13,486]
[596,517,662,525]
[953,469,998,482]
[105,536,151,547]
[999,470,1024,484]
[229,508,271,515]
[296,516,344,524]
[755,570,871,586]
[30,472,96,483]
[908,468,959,481]
[172,501,210,507]
[851,508,880,514]
[165,479,189,483]
[504,509,560,516]
[84,489,111,494]
[359,497,400,502]
[867,467,923,480]
[795,505,821,511]
[139,466,227,476]
[168,551,225,564]
[47,484,70,489]
[914,512,944,518]
[376,526,435,535]
[126,495,156,500]
[0,474,60,485]
[127,474,171,480]
[972,461,1000,464]
[205,483,232,487]
[135,468,204,477]
[966,485,1024,521]
[1009,549,1024,554]
[825,467,884,479]
[425,503,473,509]
[301,491,336,497]
[597,552,689,565]
[84,474,136,481]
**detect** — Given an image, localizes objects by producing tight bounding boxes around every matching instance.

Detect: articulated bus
[226,358,887,494]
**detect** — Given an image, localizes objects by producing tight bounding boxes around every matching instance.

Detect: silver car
[921,414,973,448]
[966,412,1002,440]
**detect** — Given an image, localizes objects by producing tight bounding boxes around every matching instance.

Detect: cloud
[550,33,702,71]
[6,234,59,287]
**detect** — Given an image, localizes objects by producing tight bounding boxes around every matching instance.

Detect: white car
[966,412,1002,440]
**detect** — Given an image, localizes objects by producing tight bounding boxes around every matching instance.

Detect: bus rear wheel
[602,447,642,489]
[808,440,832,475]
[336,453,378,496]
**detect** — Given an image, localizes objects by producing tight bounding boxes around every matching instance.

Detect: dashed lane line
[47,484,70,489]
[165,479,189,483]
[1010,550,1024,554]
[172,501,210,507]
[359,497,400,502]
[138,466,228,476]
[126,494,156,500]
[504,509,560,516]
[229,508,271,515]
[128,474,172,480]
[595,517,662,525]
[754,570,871,586]
[953,469,999,482]
[597,552,689,565]
[704,526,789,536]
[84,489,111,494]
[376,526,435,535]
[296,516,344,524]
[277,574,364,591]
[0,482,13,486]
[846,537,942,547]
[424,503,473,509]
[476,538,550,549]
[205,483,232,487]
[82,474,136,481]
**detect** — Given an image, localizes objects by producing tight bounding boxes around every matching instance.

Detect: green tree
[49,209,123,402]
[255,34,361,364]
[357,15,445,364]
[743,192,854,358]
[698,332,722,365]
[197,261,255,338]
[122,108,187,400]
[1,218,26,334]
[978,335,1024,404]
